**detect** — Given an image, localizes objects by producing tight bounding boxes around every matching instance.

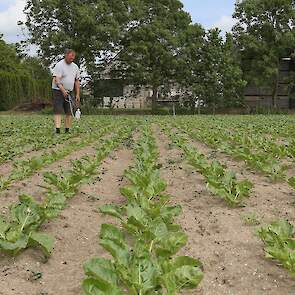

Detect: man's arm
[75,79,81,104]
[54,76,69,98]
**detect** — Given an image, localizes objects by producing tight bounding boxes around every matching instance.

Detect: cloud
[212,15,237,34]
[0,0,27,43]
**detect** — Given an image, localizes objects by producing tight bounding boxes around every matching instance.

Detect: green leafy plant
[0,195,54,257]
[0,125,114,192]
[242,212,261,226]
[257,220,295,277]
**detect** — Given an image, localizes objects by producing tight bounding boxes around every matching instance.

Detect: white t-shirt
[52,59,80,91]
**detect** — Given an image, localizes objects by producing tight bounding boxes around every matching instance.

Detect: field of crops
[1,114,295,295]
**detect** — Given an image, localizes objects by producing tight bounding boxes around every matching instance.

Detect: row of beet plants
[0,125,134,257]
[162,125,253,208]
[0,122,115,192]
[82,124,203,295]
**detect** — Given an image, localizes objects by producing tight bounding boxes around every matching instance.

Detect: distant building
[91,59,294,110]
[244,59,294,110]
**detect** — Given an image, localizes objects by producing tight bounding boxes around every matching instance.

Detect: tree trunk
[272,73,279,108]
[152,87,158,110]
[272,61,280,108]
[212,103,216,115]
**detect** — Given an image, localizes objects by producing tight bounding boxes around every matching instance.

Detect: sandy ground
[1,124,295,295]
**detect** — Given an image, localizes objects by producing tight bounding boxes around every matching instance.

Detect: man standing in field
[52,49,80,134]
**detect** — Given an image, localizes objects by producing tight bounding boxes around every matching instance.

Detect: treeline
[0,35,51,111]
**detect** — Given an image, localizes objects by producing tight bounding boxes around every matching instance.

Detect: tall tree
[0,34,22,72]
[22,0,132,66]
[177,23,206,110]
[233,0,295,107]
[105,0,192,109]
[179,28,245,113]
[221,33,247,108]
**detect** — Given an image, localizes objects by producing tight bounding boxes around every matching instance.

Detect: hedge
[0,71,51,111]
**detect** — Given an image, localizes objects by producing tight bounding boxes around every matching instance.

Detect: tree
[233,0,295,107]
[0,35,51,110]
[105,0,192,109]
[221,33,247,108]
[21,57,51,80]
[23,0,120,66]
[179,28,245,113]
[176,23,206,110]
[0,34,22,72]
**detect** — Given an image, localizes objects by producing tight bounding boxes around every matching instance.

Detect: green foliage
[180,28,246,111]
[0,71,50,111]
[233,0,295,107]
[0,195,54,257]
[0,126,113,192]
[0,36,51,110]
[24,1,192,109]
[257,220,295,277]
[174,117,288,181]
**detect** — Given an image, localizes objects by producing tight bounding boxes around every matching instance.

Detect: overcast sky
[0,0,237,44]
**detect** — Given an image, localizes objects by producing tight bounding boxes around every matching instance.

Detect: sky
[0,0,237,44]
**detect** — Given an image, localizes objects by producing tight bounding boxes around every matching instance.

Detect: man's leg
[64,95,73,133]
[65,115,72,132]
[54,114,62,128]
[53,90,64,134]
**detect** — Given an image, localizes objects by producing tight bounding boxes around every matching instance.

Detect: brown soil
[153,124,295,295]
[0,147,133,295]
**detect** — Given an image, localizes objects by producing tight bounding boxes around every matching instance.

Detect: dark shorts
[52,89,72,115]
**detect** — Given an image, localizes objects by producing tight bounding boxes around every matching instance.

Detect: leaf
[43,192,66,219]
[29,232,55,257]
[156,231,188,257]
[83,258,118,285]
[161,256,204,293]
[100,239,130,267]
[82,278,123,295]
[10,195,44,231]
[288,177,295,189]
[0,232,29,254]
[100,224,125,244]
[257,220,295,276]
[160,205,182,222]
[120,186,138,201]
[99,205,124,220]
[0,217,9,239]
